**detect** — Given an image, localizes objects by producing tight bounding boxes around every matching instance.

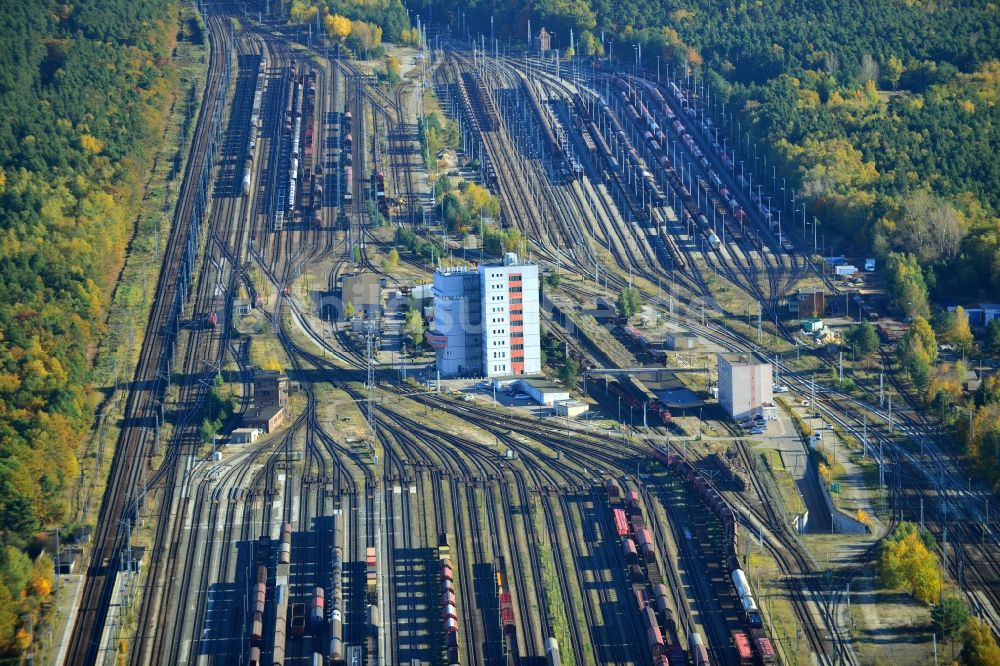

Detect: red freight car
[733,630,752,666]
[756,637,776,663]
[500,592,515,627]
[612,508,629,537]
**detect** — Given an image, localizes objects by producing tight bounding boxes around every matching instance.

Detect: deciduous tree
[961,617,1000,666]
[878,521,941,604]
[559,357,579,390]
[325,14,351,41]
[405,308,425,347]
[845,321,879,358]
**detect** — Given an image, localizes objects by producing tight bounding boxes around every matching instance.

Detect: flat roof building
[429,253,540,378]
[516,377,569,406]
[717,353,773,422]
[665,332,699,350]
[428,266,483,377]
[230,427,261,445]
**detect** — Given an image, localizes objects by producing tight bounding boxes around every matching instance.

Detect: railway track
[69,17,1000,666]
[64,6,234,664]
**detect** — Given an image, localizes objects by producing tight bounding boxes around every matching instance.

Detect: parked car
[750,427,766,435]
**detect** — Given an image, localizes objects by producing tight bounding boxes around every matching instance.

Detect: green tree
[559,357,580,390]
[975,375,999,408]
[200,417,219,444]
[985,319,1000,357]
[961,617,1000,666]
[0,493,39,545]
[616,287,641,318]
[931,597,969,645]
[547,271,562,288]
[404,308,425,347]
[845,321,879,357]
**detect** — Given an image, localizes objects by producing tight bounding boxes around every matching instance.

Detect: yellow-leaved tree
[878,522,941,604]
[325,14,351,41]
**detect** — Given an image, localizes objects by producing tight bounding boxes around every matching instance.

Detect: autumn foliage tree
[961,617,1000,666]
[325,14,352,41]
[878,522,941,604]
[0,0,177,654]
[897,316,938,388]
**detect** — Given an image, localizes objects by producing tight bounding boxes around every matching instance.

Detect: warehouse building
[717,353,773,421]
[244,405,286,433]
[428,253,541,378]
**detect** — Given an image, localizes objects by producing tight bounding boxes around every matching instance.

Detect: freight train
[610,77,725,252]
[606,480,685,665]
[439,534,460,665]
[651,446,777,664]
[621,324,668,364]
[517,71,562,158]
[646,77,774,244]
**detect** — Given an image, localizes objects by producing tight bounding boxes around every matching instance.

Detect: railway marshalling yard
[58,3,1000,666]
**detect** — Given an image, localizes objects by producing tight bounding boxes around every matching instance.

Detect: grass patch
[532,497,575,665]
[758,449,806,516]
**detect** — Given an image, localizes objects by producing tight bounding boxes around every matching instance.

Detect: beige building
[717,353,773,421]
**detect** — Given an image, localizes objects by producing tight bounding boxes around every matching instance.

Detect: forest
[404,0,999,307]
[0,0,178,652]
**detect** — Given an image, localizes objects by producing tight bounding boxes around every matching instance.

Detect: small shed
[801,318,824,334]
[554,400,588,418]
[230,427,261,445]
[55,549,81,575]
[665,332,698,350]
